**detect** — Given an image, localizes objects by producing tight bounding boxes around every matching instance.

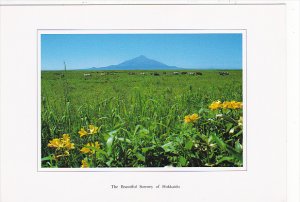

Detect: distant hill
[88,55,183,70]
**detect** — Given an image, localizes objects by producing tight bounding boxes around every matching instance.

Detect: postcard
[0,2,296,202]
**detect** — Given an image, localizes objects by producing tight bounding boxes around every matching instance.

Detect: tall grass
[41,70,243,168]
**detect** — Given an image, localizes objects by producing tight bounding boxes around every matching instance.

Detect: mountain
[89,55,182,70]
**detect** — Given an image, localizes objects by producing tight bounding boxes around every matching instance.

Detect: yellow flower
[78,125,99,137]
[231,101,243,109]
[222,101,243,109]
[88,125,99,134]
[190,113,199,121]
[184,115,191,123]
[64,142,75,150]
[61,134,75,149]
[81,159,89,168]
[184,113,200,123]
[209,100,243,110]
[47,138,63,149]
[62,134,70,141]
[221,101,231,109]
[47,134,75,150]
[94,141,100,149]
[80,141,100,155]
[80,147,91,154]
[47,134,75,162]
[209,100,222,110]
[78,128,88,137]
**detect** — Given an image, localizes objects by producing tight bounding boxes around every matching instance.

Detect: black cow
[219,71,229,76]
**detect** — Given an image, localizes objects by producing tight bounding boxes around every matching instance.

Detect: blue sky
[41,33,242,70]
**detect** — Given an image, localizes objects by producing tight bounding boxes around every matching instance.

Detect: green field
[41,70,243,168]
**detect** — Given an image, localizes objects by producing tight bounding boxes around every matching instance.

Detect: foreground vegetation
[41,70,243,168]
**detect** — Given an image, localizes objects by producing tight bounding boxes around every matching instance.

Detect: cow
[83,73,92,80]
[154,72,160,76]
[173,72,179,75]
[140,72,146,75]
[196,72,203,75]
[128,72,136,75]
[188,72,195,75]
[181,72,187,75]
[54,73,64,78]
[219,71,229,76]
[163,72,167,75]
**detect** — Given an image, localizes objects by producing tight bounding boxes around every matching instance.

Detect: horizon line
[41,68,243,71]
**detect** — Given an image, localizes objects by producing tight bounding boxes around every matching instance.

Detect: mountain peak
[89,55,182,70]
[136,55,147,59]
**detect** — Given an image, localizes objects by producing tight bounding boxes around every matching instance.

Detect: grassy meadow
[41,70,243,168]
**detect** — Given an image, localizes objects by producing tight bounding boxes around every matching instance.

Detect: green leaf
[136,153,145,162]
[216,156,236,165]
[106,136,114,156]
[103,133,110,141]
[208,135,213,144]
[212,133,242,162]
[185,140,193,150]
[235,141,243,153]
[96,149,107,158]
[113,123,124,129]
[142,146,155,153]
[117,137,131,143]
[138,128,149,137]
[41,156,54,161]
[133,125,141,135]
[226,145,243,162]
[106,158,114,166]
[179,156,187,166]
[226,123,233,132]
[211,133,226,150]
[109,130,118,136]
[232,130,243,138]
[161,142,175,152]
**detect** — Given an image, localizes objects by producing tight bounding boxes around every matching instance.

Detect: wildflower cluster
[209,100,242,110]
[48,134,75,150]
[184,113,200,123]
[47,134,75,159]
[77,124,101,168]
[78,125,99,137]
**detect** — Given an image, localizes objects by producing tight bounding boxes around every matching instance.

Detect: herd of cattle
[82,71,230,78]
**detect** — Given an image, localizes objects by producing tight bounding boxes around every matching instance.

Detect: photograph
[40,33,244,168]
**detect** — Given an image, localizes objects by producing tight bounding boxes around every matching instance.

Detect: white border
[0,3,289,202]
[37,29,247,172]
